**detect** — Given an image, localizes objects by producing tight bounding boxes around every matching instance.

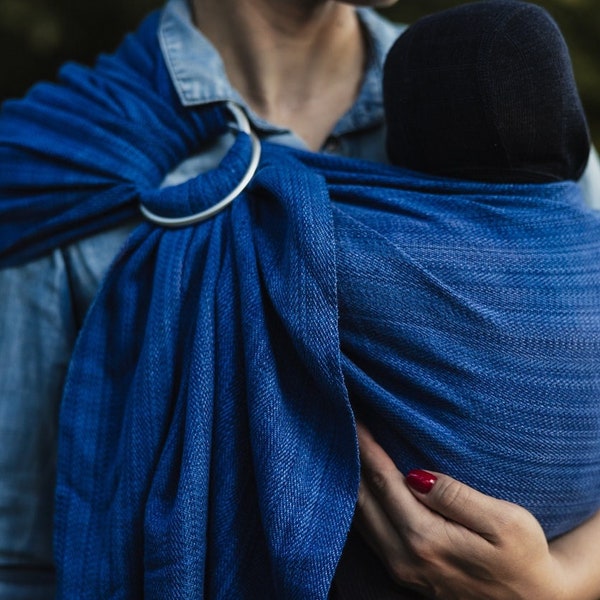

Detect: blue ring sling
[2,10,600,599]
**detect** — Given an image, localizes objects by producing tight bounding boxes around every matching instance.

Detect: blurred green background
[1,0,598,144]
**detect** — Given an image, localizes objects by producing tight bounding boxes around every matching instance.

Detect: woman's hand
[355,423,600,600]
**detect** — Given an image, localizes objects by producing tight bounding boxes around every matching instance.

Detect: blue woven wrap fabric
[2,9,600,600]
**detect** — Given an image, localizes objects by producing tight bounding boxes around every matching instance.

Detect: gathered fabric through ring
[139,102,262,227]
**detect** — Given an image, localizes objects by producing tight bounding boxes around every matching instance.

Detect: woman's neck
[191,0,367,150]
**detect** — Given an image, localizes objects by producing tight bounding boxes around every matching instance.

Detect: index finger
[356,424,493,559]
[356,423,422,521]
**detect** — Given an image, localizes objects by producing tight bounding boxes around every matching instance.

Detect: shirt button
[323,136,341,154]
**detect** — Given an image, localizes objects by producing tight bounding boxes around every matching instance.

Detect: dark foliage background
[1,0,599,144]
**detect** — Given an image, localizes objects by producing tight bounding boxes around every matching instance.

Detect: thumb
[405,469,525,542]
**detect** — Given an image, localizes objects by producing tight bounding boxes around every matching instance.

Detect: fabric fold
[56,148,358,598]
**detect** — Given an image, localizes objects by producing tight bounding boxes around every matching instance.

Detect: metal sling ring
[140,102,262,227]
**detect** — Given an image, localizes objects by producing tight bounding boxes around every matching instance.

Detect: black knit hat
[383,0,590,183]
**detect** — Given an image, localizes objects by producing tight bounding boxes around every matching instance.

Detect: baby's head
[383,0,590,183]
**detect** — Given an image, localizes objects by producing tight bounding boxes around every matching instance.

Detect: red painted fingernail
[406,469,437,494]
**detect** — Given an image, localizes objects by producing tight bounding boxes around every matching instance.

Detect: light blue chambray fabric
[0,1,402,598]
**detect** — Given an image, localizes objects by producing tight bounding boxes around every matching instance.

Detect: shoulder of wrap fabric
[0,10,229,267]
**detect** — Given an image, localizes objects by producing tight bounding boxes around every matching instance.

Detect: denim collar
[159,0,403,139]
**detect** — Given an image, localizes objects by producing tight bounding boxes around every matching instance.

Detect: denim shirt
[0,1,402,597]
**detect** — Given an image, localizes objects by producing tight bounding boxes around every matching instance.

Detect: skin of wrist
[548,545,591,600]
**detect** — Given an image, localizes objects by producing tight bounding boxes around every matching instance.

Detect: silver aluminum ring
[140,102,261,228]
